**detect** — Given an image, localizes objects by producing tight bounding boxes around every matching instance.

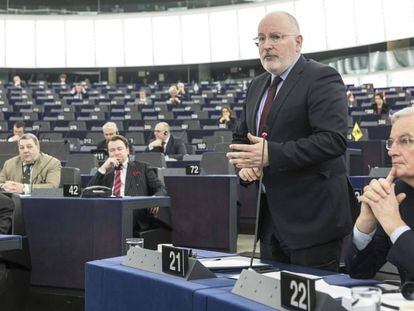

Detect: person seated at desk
[177,82,187,100]
[218,105,237,130]
[96,121,119,152]
[137,88,151,105]
[167,85,181,106]
[0,133,61,195]
[345,107,414,283]
[58,73,68,88]
[70,83,87,100]
[7,121,25,142]
[12,75,25,88]
[372,92,389,115]
[88,135,167,231]
[147,122,186,161]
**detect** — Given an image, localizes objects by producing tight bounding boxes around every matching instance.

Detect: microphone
[249,129,268,270]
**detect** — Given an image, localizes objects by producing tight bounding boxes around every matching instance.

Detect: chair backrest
[214,130,233,143]
[185,144,196,155]
[40,132,63,141]
[60,167,82,188]
[182,120,200,130]
[202,136,224,150]
[66,153,99,174]
[86,132,104,145]
[0,154,15,169]
[41,141,70,162]
[125,132,145,145]
[0,142,19,155]
[200,152,235,175]
[214,142,231,152]
[135,152,166,168]
[172,132,188,144]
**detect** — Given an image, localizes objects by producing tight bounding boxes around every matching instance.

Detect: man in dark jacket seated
[147,122,186,160]
[345,107,414,284]
[88,135,168,233]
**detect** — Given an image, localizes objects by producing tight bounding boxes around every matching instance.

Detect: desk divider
[122,247,216,281]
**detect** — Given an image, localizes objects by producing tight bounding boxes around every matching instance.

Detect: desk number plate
[185,164,200,175]
[162,245,189,277]
[281,271,316,311]
[63,184,81,197]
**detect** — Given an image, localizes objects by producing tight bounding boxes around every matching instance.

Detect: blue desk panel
[85,257,234,311]
[20,196,169,289]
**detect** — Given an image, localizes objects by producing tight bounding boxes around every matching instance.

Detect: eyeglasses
[253,33,297,47]
[385,136,414,150]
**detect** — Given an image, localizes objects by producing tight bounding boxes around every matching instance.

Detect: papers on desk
[199,256,269,270]
[382,293,414,310]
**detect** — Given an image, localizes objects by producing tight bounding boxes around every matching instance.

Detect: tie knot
[270,76,281,89]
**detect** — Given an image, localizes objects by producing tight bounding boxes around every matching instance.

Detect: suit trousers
[259,194,342,272]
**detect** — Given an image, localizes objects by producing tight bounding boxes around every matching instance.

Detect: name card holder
[232,269,344,311]
[122,246,216,281]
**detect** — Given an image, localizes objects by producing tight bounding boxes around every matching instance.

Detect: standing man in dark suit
[227,11,351,271]
[346,107,414,283]
[147,122,186,160]
[88,135,167,230]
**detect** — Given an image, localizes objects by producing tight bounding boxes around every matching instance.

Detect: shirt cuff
[98,168,106,175]
[353,225,377,251]
[24,184,30,194]
[390,226,411,244]
[148,145,154,151]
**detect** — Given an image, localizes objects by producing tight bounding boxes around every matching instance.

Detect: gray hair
[19,133,39,146]
[156,122,170,132]
[102,122,118,131]
[390,107,414,124]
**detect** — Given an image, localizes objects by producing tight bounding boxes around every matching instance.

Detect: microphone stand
[249,132,267,269]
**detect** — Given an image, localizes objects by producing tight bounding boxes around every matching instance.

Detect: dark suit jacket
[87,160,168,231]
[87,160,166,197]
[345,180,414,283]
[148,136,186,160]
[96,139,107,151]
[233,55,352,250]
[218,117,237,131]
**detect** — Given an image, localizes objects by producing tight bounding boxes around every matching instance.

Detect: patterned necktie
[21,163,33,184]
[259,76,282,135]
[161,141,166,154]
[112,168,122,197]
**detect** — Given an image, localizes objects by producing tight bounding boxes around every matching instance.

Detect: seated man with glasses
[147,122,186,160]
[346,107,414,283]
